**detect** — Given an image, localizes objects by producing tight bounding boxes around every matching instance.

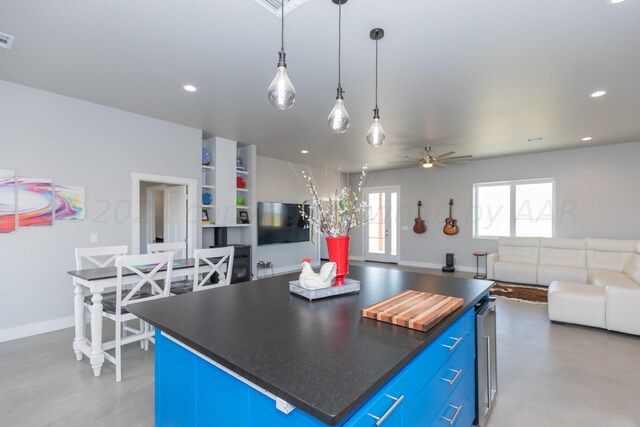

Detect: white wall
[0,80,201,341]
[350,141,640,271]
[256,156,345,273]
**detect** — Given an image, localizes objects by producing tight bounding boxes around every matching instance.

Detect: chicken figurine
[298,258,336,290]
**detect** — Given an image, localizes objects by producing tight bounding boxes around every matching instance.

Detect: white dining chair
[74,246,133,359]
[147,241,186,258]
[193,246,235,292]
[147,241,191,295]
[97,251,174,382]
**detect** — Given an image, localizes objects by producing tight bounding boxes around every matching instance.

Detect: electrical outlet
[90,233,98,243]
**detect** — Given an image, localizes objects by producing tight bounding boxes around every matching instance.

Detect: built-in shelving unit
[200,137,257,279]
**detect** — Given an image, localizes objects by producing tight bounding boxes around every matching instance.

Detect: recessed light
[609,0,626,4]
[301,150,309,154]
[582,137,593,142]
[590,90,606,98]
[183,84,197,92]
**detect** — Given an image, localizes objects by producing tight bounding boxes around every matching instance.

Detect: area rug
[490,283,548,304]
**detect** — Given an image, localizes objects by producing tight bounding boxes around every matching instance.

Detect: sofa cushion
[623,253,640,285]
[537,265,588,287]
[548,281,606,329]
[494,261,537,284]
[586,238,638,272]
[588,269,639,289]
[498,237,540,265]
[539,238,586,268]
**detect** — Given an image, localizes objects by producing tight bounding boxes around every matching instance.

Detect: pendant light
[327,0,350,134]
[366,28,386,147]
[267,0,296,110]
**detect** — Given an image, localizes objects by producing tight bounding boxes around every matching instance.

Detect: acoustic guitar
[413,201,427,234]
[443,199,459,235]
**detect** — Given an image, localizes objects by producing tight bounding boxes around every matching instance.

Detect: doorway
[131,173,198,256]
[140,183,188,252]
[363,186,400,263]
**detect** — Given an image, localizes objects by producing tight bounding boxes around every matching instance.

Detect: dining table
[67,258,217,377]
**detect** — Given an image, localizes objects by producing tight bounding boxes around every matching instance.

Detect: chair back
[75,245,128,269]
[115,252,174,311]
[147,242,187,259]
[193,247,235,292]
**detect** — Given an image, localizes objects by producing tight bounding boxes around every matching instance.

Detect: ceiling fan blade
[441,155,473,161]
[434,162,448,168]
[394,155,421,160]
[436,151,456,158]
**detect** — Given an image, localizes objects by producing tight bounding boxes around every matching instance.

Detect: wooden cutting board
[361,290,464,332]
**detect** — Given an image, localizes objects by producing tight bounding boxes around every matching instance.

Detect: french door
[363,186,400,263]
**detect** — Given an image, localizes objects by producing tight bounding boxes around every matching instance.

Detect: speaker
[442,253,455,272]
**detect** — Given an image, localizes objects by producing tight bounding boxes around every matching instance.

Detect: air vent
[0,32,15,50]
[253,0,310,17]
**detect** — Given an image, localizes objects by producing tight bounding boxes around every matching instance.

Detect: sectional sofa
[487,237,640,335]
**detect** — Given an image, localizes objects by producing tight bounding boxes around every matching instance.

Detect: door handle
[367,394,404,426]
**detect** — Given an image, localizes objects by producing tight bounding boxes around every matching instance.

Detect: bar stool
[473,252,488,279]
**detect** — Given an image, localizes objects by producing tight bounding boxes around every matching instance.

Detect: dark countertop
[128,265,493,426]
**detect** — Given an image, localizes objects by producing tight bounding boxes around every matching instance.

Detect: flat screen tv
[258,202,310,245]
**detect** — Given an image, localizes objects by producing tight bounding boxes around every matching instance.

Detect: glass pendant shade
[366,117,385,147]
[268,64,296,110]
[328,97,351,134]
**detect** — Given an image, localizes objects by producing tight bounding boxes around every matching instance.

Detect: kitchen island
[129,265,494,427]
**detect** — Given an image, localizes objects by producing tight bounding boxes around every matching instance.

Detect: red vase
[326,236,350,286]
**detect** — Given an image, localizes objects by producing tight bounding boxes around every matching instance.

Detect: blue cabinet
[154,308,476,427]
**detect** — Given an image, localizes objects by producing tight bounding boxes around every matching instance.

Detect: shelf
[202,165,215,171]
[236,188,249,192]
[236,170,249,175]
[202,205,215,209]
[202,185,215,190]
[203,223,251,228]
[236,205,249,209]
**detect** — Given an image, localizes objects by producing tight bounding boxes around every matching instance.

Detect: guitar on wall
[413,201,427,234]
[443,199,459,235]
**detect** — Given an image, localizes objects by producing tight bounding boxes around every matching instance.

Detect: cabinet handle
[367,394,404,426]
[442,404,463,425]
[442,336,462,351]
[441,368,463,385]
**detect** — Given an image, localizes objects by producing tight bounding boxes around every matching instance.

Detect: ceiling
[1,0,639,172]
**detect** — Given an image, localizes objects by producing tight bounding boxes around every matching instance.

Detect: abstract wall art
[54,185,86,221]
[0,169,16,233]
[18,178,53,227]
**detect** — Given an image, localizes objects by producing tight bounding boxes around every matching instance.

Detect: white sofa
[488,237,640,335]
[487,237,639,287]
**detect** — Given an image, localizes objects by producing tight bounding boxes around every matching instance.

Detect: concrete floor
[1,264,639,427]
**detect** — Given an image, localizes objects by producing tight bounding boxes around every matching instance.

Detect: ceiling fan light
[422,162,433,169]
[366,117,385,147]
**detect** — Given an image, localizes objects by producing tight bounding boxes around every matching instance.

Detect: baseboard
[349,256,365,262]
[269,261,320,277]
[397,260,476,273]
[0,315,75,343]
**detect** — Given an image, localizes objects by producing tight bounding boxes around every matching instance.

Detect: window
[473,179,555,238]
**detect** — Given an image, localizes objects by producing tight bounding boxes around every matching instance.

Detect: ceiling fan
[388,146,473,169]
